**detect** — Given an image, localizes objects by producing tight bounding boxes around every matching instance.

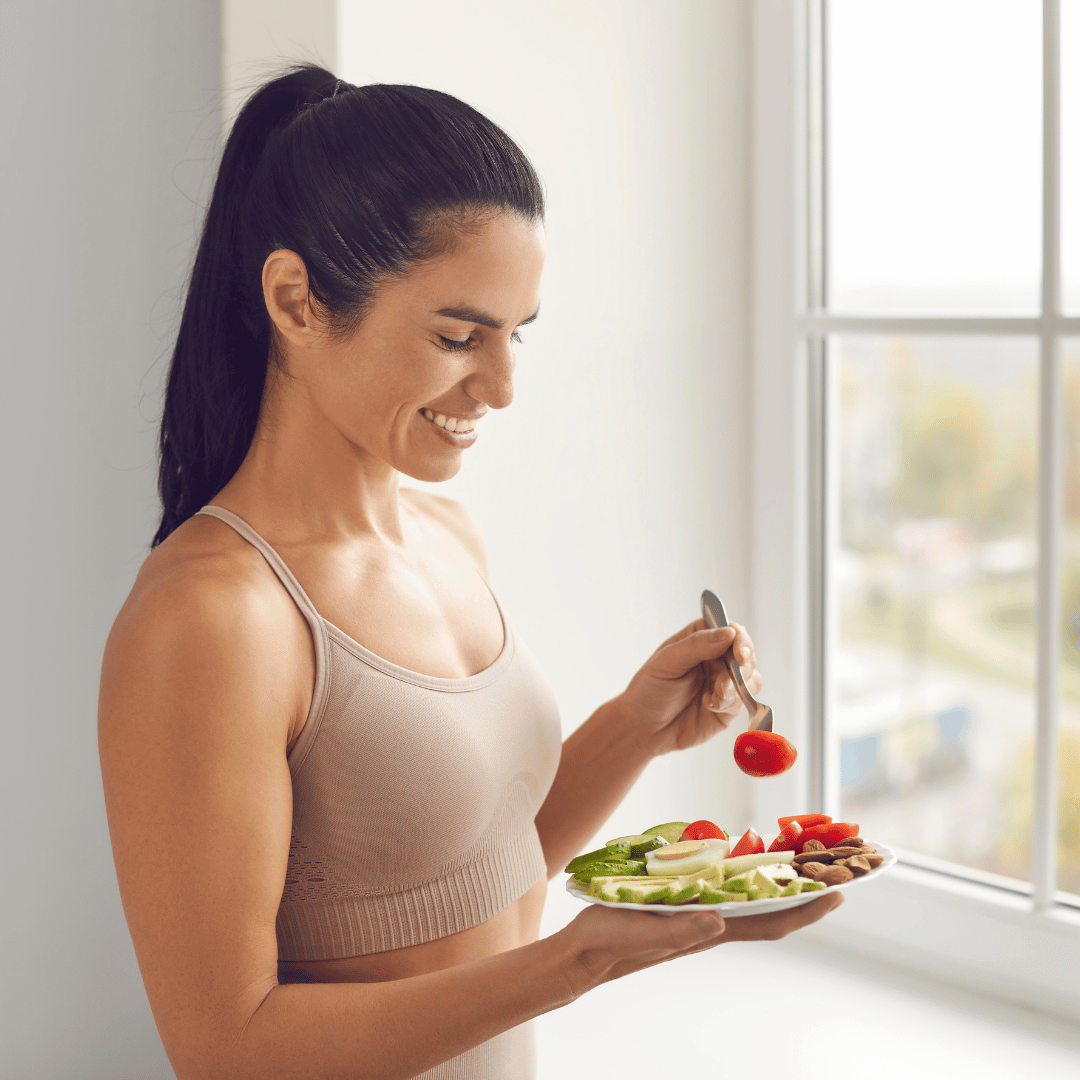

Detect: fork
[700,590,774,732]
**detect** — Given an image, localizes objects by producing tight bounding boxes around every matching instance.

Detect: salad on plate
[564,815,895,916]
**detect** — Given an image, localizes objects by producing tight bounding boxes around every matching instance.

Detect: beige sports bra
[196,504,563,962]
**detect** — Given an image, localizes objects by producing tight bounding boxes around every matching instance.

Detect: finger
[651,627,738,680]
[719,892,845,942]
[651,618,708,656]
[706,675,737,712]
[729,622,757,675]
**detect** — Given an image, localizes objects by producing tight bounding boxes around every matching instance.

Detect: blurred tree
[995,731,1080,893]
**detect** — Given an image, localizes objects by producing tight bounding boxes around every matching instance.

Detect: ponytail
[152,64,544,547]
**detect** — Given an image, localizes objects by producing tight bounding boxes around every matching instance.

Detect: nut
[798,861,830,879]
[841,855,871,876]
[864,854,884,868]
[794,850,836,865]
[802,839,827,853]
[816,864,855,886]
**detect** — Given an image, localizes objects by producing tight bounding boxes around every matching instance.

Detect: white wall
[0,2,750,1073]
[338,0,754,853]
[223,0,337,124]
[0,2,221,1076]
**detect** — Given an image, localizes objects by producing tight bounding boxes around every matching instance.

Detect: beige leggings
[411,1020,536,1079]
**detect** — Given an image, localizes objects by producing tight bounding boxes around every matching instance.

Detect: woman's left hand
[619,618,761,759]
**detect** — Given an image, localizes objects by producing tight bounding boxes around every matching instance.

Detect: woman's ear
[262,249,325,351]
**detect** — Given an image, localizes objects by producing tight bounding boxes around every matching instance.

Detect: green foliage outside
[996,731,1080,894]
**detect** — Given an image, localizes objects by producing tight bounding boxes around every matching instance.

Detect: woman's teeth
[422,409,477,434]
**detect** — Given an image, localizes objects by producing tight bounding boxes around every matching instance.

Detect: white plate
[565,839,897,917]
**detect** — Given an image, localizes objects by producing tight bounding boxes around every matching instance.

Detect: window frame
[750,0,1080,1022]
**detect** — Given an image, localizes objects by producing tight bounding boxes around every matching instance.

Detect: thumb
[649,626,735,679]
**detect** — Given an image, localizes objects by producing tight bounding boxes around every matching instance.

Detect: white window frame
[750,0,1080,1022]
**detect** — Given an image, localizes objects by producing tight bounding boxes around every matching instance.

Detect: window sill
[797,861,1080,1024]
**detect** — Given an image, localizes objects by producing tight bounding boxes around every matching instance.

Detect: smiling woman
[97,62,839,1080]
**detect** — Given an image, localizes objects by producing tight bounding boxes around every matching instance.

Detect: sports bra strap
[195,504,331,772]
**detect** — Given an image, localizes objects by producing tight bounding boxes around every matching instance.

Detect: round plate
[565,839,897,917]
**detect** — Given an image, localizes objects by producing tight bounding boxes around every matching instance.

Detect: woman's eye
[437,332,524,352]
[438,336,475,352]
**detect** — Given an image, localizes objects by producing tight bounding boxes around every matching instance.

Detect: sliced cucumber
[719,851,795,878]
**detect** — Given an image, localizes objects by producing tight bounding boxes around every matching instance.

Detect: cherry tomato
[729,828,765,857]
[680,819,728,841]
[733,731,798,777]
[767,820,804,852]
[777,814,831,830]
[795,822,859,853]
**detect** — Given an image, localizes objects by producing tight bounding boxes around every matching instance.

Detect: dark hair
[152,63,544,547]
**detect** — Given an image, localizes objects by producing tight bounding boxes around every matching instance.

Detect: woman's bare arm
[534,696,652,878]
[98,558,583,1080]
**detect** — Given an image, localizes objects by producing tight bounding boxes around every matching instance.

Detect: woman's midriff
[277,876,549,984]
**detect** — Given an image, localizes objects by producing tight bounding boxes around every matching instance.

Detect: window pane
[833,335,1039,883]
[1061,343,1080,896]
[1062,1,1080,313]
[827,1,1041,315]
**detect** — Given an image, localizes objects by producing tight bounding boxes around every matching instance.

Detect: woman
[98,65,842,1080]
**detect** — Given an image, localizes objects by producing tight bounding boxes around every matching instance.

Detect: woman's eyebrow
[434,305,540,330]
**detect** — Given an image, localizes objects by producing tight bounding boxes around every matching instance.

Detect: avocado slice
[662,881,702,905]
[641,821,692,844]
[571,860,646,883]
[617,880,673,904]
[564,847,619,873]
[605,832,670,857]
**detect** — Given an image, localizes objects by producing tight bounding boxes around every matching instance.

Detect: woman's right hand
[554,892,845,996]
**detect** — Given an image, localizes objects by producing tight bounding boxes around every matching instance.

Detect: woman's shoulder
[109,512,307,667]
[400,488,489,577]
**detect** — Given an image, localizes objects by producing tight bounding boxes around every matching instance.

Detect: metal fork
[700,589,774,732]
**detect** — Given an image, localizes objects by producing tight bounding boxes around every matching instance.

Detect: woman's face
[264,211,545,484]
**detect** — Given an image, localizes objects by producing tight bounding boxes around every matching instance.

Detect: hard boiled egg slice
[645,837,730,877]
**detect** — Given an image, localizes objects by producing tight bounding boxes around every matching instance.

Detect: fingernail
[709,628,726,642]
[739,646,751,660]
[693,914,722,936]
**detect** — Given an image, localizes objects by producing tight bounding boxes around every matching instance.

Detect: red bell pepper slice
[795,822,859,853]
[767,819,804,852]
[777,814,831,830]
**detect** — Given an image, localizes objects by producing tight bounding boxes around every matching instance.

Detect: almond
[841,855,871,876]
[864,854,884,868]
[798,861,830,879]
[802,839,827,853]
[794,850,837,865]
[816,864,855,886]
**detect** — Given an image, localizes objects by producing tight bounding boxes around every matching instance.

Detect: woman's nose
[467,340,515,410]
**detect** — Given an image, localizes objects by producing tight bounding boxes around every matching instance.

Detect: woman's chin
[397,454,465,485]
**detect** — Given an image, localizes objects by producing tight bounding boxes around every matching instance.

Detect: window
[751,0,1080,1020]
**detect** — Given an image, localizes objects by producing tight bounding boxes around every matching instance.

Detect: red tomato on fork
[729,828,765,857]
[680,820,728,842]
[733,731,797,777]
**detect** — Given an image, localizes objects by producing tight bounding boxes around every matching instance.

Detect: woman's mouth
[420,409,480,435]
